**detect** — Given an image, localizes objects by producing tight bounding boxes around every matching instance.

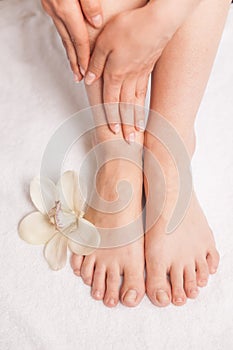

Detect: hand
[85,0,200,142]
[41,0,103,82]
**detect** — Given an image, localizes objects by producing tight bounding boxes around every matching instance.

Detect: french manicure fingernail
[92,14,102,28]
[85,72,96,85]
[137,119,145,131]
[127,132,135,144]
[113,123,120,134]
[73,73,80,83]
[80,66,85,76]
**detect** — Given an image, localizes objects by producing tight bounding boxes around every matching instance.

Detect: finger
[53,18,82,82]
[85,37,109,85]
[56,4,90,73]
[80,0,103,28]
[135,73,150,132]
[103,72,122,134]
[120,78,138,144]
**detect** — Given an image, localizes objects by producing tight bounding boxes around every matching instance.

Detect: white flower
[18,171,100,270]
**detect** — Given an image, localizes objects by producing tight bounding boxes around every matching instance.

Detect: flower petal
[66,217,100,254]
[44,232,68,270]
[57,170,86,215]
[18,212,56,245]
[68,239,96,256]
[30,176,57,214]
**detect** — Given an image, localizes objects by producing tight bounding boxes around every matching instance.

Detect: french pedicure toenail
[156,290,169,303]
[126,133,135,144]
[109,298,116,306]
[190,288,199,296]
[199,279,207,284]
[94,290,101,299]
[175,297,184,303]
[124,289,137,302]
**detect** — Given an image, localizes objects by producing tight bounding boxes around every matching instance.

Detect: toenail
[124,289,137,302]
[94,290,101,299]
[126,133,135,144]
[175,297,184,303]
[109,298,115,306]
[199,279,207,284]
[156,290,170,304]
[190,288,199,296]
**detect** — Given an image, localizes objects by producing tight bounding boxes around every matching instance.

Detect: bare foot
[144,133,220,307]
[71,138,145,308]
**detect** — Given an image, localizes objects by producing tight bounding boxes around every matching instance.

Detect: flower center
[48,201,77,233]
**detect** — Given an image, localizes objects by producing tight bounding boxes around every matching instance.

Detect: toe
[70,254,84,276]
[170,265,187,306]
[184,264,199,299]
[80,256,95,286]
[104,267,120,308]
[91,265,106,301]
[196,258,209,287]
[146,262,171,307]
[120,266,145,307]
[206,249,220,274]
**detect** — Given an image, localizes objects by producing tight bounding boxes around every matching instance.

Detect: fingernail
[92,14,102,28]
[211,268,217,274]
[85,72,96,85]
[113,123,120,134]
[73,73,80,83]
[126,132,135,144]
[80,66,85,76]
[137,119,145,131]
[124,289,137,302]
[156,290,170,304]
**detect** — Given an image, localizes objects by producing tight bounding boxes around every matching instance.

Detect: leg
[145,0,230,306]
[71,0,147,308]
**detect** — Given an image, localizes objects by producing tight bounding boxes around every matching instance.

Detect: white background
[0,1,233,349]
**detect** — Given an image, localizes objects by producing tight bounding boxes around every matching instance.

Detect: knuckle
[74,38,89,48]
[107,272,118,283]
[186,279,196,286]
[136,89,147,99]
[84,3,100,15]
[105,94,119,103]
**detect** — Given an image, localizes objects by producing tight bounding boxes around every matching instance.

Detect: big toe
[120,267,145,307]
[146,262,171,307]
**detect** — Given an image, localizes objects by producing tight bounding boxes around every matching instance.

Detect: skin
[46,0,231,307]
[41,0,103,80]
[84,0,204,141]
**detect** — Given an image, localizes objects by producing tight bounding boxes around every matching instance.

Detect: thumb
[80,0,103,28]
